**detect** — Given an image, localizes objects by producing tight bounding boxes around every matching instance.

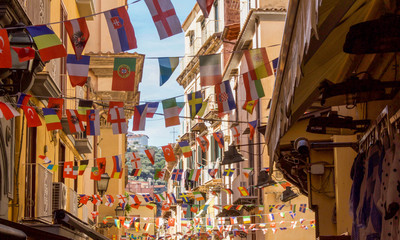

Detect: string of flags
[100,217,316,240]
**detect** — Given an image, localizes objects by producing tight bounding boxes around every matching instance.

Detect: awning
[54,210,109,240]
[266,0,386,165]
[0,218,72,240]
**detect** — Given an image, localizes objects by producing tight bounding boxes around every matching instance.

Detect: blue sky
[127,0,196,146]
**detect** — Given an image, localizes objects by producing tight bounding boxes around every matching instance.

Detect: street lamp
[0,23,43,96]
[115,205,125,217]
[97,173,110,197]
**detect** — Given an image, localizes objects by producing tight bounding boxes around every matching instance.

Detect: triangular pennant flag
[64,17,90,60]
[158,57,179,86]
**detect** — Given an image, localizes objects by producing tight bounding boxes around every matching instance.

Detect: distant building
[127,132,149,151]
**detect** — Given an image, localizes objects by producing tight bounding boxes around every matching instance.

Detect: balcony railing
[74,131,93,154]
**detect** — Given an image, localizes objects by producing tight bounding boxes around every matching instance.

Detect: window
[189,31,195,46]
[214,0,219,32]
[58,142,66,183]
[60,3,68,116]
[25,127,37,218]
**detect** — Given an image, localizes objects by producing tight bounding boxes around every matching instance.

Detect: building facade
[0,0,143,239]
[267,0,400,239]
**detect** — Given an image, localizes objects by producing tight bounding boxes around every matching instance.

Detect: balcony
[76,0,95,20]
[30,71,61,98]
[203,101,219,126]
[232,175,257,208]
[191,118,207,133]
[74,132,93,154]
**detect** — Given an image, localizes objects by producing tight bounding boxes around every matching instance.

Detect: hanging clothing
[381,134,400,239]
[350,152,366,240]
[357,141,384,239]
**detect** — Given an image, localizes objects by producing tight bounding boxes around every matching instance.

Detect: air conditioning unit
[53,182,67,211]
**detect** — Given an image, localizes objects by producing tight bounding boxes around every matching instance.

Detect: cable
[4,0,143,30]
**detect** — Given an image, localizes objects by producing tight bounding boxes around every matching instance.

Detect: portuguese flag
[112,57,136,91]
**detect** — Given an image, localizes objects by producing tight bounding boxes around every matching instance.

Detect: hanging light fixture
[254,169,277,188]
[96,173,110,197]
[221,145,245,165]
[280,187,298,202]
[0,23,43,96]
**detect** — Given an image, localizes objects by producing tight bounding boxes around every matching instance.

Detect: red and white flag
[64,17,90,60]
[107,101,124,122]
[0,29,12,68]
[197,0,214,18]
[145,149,155,165]
[63,161,76,179]
[162,144,176,162]
[11,46,35,62]
[131,158,141,168]
[231,126,240,144]
[22,106,41,127]
[66,109,84,133]
[144,0,182,40]
[109,107,127,134]
[0,102,20,120]
[196,136,209,152]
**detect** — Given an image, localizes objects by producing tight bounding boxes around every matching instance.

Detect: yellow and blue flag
[158,57,179,86]
[27,25,67,62]
[187,91,203,119]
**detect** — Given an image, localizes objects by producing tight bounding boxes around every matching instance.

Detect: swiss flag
[11,46,35,62]
[161,201,170,211]
[22,106,41,127]
[0,29,11,68]
[63,161,76,179]
[168,218,175,227]
[162,144,176,162]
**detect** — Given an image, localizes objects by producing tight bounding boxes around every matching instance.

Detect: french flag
[86,109,100,136]
[146,102,159,118]
[104,7,137,53]
[66,54,90,87]
[132,103,148,131]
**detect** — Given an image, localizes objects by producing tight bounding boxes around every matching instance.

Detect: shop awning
[266,0,391,165]
[0,218,72,240]
[54,210,109,240]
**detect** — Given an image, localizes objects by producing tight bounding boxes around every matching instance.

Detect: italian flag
[200,54,222,86]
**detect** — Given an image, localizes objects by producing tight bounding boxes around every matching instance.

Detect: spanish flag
[238,186,249,196]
